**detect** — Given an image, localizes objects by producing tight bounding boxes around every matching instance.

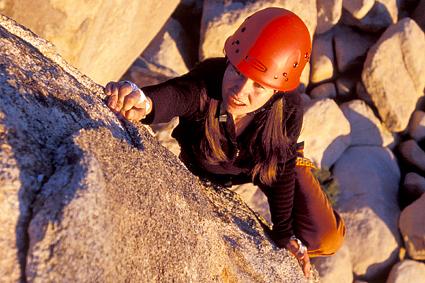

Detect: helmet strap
[218,101,228,122]
[247,92,285,116]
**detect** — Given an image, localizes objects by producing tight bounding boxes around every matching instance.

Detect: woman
[105,7,344,280]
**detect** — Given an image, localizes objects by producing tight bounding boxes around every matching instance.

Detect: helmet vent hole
[293,62,298,68]
[283,73,287,77]
[274,75,278,79]
[236,40,240,44]
[305,53,309,58]
[241,27,246,32]
[236,49,239,53]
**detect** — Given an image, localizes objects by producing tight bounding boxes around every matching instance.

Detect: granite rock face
[0,14,316,283]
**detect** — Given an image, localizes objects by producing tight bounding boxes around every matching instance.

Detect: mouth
[229,96,246,107]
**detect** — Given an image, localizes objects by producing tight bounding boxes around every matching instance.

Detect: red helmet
[224,7,311,92]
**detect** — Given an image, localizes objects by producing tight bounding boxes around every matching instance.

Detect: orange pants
[292,152,346,257]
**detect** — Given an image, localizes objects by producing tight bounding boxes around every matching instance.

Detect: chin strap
[247,91,285,116]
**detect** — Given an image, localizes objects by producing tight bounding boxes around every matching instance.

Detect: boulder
[314,244,354,283]
[412,0,425,33]
[336,75,360,101]
[0,12,318,283]
[341,0,398,33]
[120,66,173,89]
[298,98,351,168]
[310,31,335,84]
[316,0,343,34]
[356,80,374,105]
[301,93,312,105]
[342,0,375,19]
[332,146,402,281]
[362,17,425,132]
[229,183,272,225]
[26,127,316,282]
[408,110,425,142]
[139,17,190,78]
[0,0,180,85]
[310,83,337,100]
[386,260,425,283]
[333,25,377,73]
[0,14,124,282]
[171,0,204,68]
[340,100,396,148]
[149,117,181,157]
[399,193,425,260]
[398,139,425,172]
[0,124,25,282]
[401,172,425,206]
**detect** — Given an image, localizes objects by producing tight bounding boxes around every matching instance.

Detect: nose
[234,77,254,98]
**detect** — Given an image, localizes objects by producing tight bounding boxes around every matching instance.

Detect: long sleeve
[259,158,297,248]
[141,58,226,125]
[141,73,204,124]
[257,91,304,248]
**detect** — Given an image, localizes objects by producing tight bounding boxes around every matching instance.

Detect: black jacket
[142,58,304,246]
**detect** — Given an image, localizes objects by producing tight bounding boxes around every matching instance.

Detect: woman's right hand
[285,237,312,280]
[104,81,152,121]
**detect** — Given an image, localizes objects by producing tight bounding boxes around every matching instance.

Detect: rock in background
[3,0,425,282]
[0,0,180,86]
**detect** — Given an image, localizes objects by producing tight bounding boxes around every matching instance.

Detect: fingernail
[127,110,134,119]
[108,100,116,109]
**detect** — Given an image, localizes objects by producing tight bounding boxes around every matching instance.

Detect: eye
[233,66,243,76]
[252,81,264,89]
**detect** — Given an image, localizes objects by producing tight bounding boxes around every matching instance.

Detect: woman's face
[222,63,276,120]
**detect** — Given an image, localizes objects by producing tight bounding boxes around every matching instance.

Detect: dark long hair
[197,92,296,186]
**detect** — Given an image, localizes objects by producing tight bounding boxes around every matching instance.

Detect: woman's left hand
[286,237,311,280]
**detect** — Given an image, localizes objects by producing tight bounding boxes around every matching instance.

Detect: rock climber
[104,7,346,280]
